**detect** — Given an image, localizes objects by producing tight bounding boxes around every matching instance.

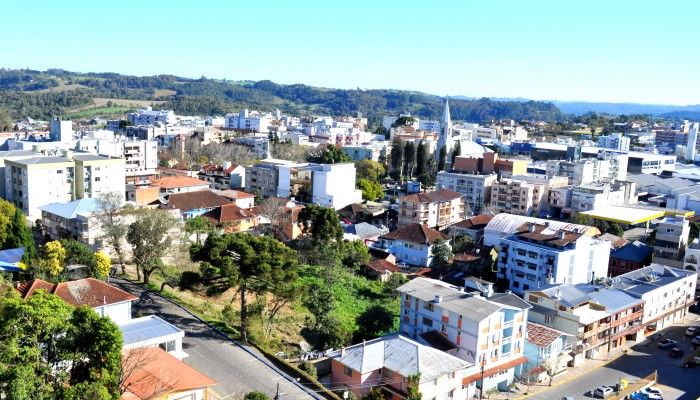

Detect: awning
[463,356,528,385]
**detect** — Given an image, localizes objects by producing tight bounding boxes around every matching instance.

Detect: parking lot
[528,320,700,400]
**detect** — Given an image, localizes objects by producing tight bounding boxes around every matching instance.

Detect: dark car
[658,339,677,349]
[669,347,684,358]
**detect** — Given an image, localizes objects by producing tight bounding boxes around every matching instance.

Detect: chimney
[103,296,106,305]
[558,230,566,239]
[362,340,366,347]
[528,224,535,233]
[340,348,346,357]
[434,295,443,303]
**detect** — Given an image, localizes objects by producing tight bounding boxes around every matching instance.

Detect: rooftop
[452,213,493,230]
[399,189,462,204]
[202,203,257,224]
[18,278,137,307]
[485,213,597,237]
[120,315,184,347]
[39,198,101,219]
[580,205,666,225]
[526,322,567,348]
[380,223,448,245]
[152,176,211,189]
[612,264,697,297]
[513,222,584,248]
[161,190,231,212]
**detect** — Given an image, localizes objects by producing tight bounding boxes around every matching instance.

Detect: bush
[244,391,270,400]
[299,361,318,380]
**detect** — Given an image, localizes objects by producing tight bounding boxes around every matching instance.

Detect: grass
[65,106,132,119]
[153,89,176,97]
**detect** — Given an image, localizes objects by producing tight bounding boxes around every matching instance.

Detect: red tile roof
[152,176,210,189]
[18,278,137,307]
[452,214,494,229]
[161,190,231,212]
[380,223,448,245]
[367,259,400,275]
[526,322,565,348]
[217,189,255,200]
[121,347,215,399]
[202,203,258,224]
[515,222,583,247]
[399,189,462,204]
[201,163,240,174]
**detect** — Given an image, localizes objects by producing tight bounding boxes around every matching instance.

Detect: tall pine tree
[437,145,447,172]
[415,141,427,179]
[451,140,461,167]
[403,141,416,180]
[5,208,36,263]
[389,137,403,180]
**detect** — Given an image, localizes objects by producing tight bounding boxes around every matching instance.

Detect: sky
[2,0,699,105]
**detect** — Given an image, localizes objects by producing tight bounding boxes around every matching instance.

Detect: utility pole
[479,357,486,400]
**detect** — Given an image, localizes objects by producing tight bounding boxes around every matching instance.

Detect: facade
[568,181,637,213]
[75,137,158,180]
[609,241,653,276]
[452,152,529,179]
[376,223,450,267]
[330,335,474,400]
[128,106,176,126]
[687,122,699,162]
[245,159,304,198]
[496,222,610,295]
[342,141,392,162]
[397,189,465,229]
[652,216,690,268]
[50,118,73,142]
[490,175,569,217]
[308,163,363,210]
[683,238,700,286]
[224,109,272,132]
[198,162,245,190]
[398,277,530,393]
[152,176,211,194]
[435,171,497,215]
[39,198,103,248]
[523,322,570,381]
[597,132,630,151]
[545,156,627,186]
[625,152,675,174]
[233,136,271,159]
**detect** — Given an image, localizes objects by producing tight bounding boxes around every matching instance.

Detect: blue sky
[2,0,699,105]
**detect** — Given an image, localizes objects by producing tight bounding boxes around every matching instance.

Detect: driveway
[111,278,317,400]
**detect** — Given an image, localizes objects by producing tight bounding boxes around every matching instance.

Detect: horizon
[3,0,699,106]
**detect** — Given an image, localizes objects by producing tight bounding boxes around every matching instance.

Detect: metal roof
[39,198,101,219]
[485,213,594,237]
[612,264,697,297]
[119,315,184,346]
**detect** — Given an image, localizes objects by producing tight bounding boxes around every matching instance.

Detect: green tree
[341,240,371,270]
[357,178,384,201]
[355,159,385,182]
[384,273,408,298]
[431,240,452,268]
[244,392,270,400]
[354,305,396,342]
[32,240,67,278]
[360,387,385,400]
[391,116,417,128]
[389,138,403,180]
[690,221,700,243]
[0,291,122,398]
[403,141,416,179]
[95,192,130,274]
[191,233,299,342]
[94,251,112,279]
[126,208,179,284]
[60,239,97,273]
[3,207,36,263]
[299,361,318,380]
[607,223,624,237]
[303,282,336,327]
[298,204,343,242]
[313,145,351,164]
[415,141,428,178]
[185,215,214,244]
[451,140,461,166]
[0,199,15,248]
[437,145,447,172]
[0,108,13,131]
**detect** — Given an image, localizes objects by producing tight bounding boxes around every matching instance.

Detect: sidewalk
[483,313,700,400]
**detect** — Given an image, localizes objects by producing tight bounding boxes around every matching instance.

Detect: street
[527,321,700,400]
[112,278,317,400]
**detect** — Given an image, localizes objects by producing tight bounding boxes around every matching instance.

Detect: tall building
[652,216,689,268]
[397,189,465,228]
[597,132,630,151]
[687,122,699,162]
[490,175,569,217]
[436,171,498,215]
[50,118,73,142]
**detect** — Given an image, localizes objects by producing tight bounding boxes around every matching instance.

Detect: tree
[126,208,179,284]
[360,387,385,400]
[437,145,447,172]
[298,204,343,242]
[355,159,385,182]
[303,283,336,327]
[0,108,13,131]
[32,240,66,278]
[96,192,131,274]
[690,221,700,243]
[389,138,403,180]
[431,240,452,268]
[312,145,351,164]
[354,305,396,342]
[384,273,408,298]
[607,223,624,237]
[451,140,461,166]
[341,240,371,270]
[0,291,122,398]
[0,199,15,248]
[403,141,416,180]
[255,197,290,240]
[299,361,318,380]
[185,216,213,244]
[244,392,270,400]
[3,206,36,263]
[415,141,428,179]
[357,178,384,201]
[94,251,111,279]
[61,239,97,273]
[191,234,299,342]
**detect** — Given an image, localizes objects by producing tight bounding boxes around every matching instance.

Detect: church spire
[442,96,452,130]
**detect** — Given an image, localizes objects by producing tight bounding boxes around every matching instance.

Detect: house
[39,198,103,247]
[609,240,653,276]
[397,277,530,393]
[652,216,689,268]
[365,255,400,282]
[397,189,465,229]
[152,176,211,194]
[483,213,599,247]
[338,201,388,225]
[449,214,494,243]
[0,247,25,273]
[120,315,186,359]
[121,347,215,400]
[159,190,231,220]
[251,197,305,241]
[344,222,387,244]
[198,161,246,190]
[376,224,450,267]
[202,203,259,233]
[330,334,475,399]
[523,322,571,383]
[495,222,611,295]
[216,189,255,208]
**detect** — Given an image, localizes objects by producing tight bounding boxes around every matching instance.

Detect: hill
[551,100,700,117]
[0,68,563,127]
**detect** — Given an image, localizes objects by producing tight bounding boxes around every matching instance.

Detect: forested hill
[0,68,564,126]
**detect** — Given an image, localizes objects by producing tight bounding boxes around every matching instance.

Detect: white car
[642,387,663,399]
[686,326,700,337]
[594,386,614,398]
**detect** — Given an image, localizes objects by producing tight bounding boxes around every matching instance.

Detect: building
[435,171,497,215]
[306,163,362,210]
[545,156,627,186]
[652,216,690,268]
[128,106,176,126]
[342,141,392,162]
[0,149,37,200]
[496,222,610,295]
[435,98,455,168]
[687,122,699,162]
[397,277,530,393]
[449,214,494,243]
[225,109,272,132]
[452,152,529,179]
[215,189,255,208]
[625,152,675,174]
[397,189,465,229]
[50,118,73,142]
[159,190,231,220]
[197,162,246,190]
[202,203,259,234]
[490,175,569,217]
[75,137,158,182]
[568,181,637,213]
[152,176,211,194]
[525,284,644,364]
[233,136,271,159]
[39,198,103,248]
[666,185,700,214]
[523,322,571,382]
[5,151,126,220]
[375,224,449,267]
[597,132,630,151]
[609,240,653,276]
[330,334,474,399]
[483,213,599,247]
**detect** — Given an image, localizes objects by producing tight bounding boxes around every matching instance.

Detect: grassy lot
[153,89,176,97]
[65,106,133,119]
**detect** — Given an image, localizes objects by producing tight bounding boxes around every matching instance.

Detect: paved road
[112,278,317,400]
[529,321,700,400]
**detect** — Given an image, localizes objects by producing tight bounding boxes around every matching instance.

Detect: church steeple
[436,96,454,168]
[442,96,452,132]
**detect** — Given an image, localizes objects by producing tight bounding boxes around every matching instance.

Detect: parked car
[686,326,700,337]
[562,397,575,400]
[684,355,700,368]
[669,348,684,358]
[692,336,700,346]
[594,386,614,398]
[658,339,677,349]
[642,387,663,396]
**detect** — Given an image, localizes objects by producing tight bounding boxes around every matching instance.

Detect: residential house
[330,334,475,399]
[344,222,387,245]
[202,203,259,233]
[397,189,465,229]
[159,190,231,220]
[251,197,305,241]
[152,176,211,194]
[435,171,497,215]
[198,162,246,190]
[215,189,255,208]
[609,241,653,276]
[523,322,571,382]
[652,216,690,268]
[448,214,494,243]
[496,222,610,295]
[376,224,450,267]
[398,277,531,393]
[40,198,103,248]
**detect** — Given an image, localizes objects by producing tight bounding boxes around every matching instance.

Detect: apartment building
[452,152,529,179]
[546,155,627,185]
[233,136,271,159]
[569,181,637,213]
[398,277,530,393]
[483,213,599,247]
[75,137,158,182]
[128,106,176,126]
[625,152,675,174]
[198,162,246,190]
[397,189,465,229]
[330,335,475,399]
[341,141,392,162]
[597,132,630,151]
[435,171,497,215]
[224,109,272,132]
[5,151,125,220]
[526,284,644,364]
[375,223,450,267]
[683,238,700,286]
[652,216,689,268]
[39,198,103,248]
[496,222,610,295]
[490,175,569,217]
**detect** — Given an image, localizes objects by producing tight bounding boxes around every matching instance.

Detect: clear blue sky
[3,0,699,105]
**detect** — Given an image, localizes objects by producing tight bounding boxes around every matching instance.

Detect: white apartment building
[309,163,363,210]
[128,106,176,126]
[569,181,637,213]
[342,141,392,162]
[483,213,599,247]
[496,222,610,295]
[398,277,531,393]
[682,238,700,287]
[490,175,569,217]
[5,151,125,220]
[436,171,498,215]
[233,136,271,159]
[546,156,627,185]
[75,137,158,180]
[597,132,631,151]
[652,216,689,268]
[224,109,272,132]
[50,118,73,142]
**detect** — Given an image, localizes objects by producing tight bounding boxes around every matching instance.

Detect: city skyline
[3,0,699,105]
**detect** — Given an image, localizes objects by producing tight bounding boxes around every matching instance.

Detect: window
[344,366,353,376]
[159,340,176,352]
[423,317,434,327]
[94,177,101,182]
